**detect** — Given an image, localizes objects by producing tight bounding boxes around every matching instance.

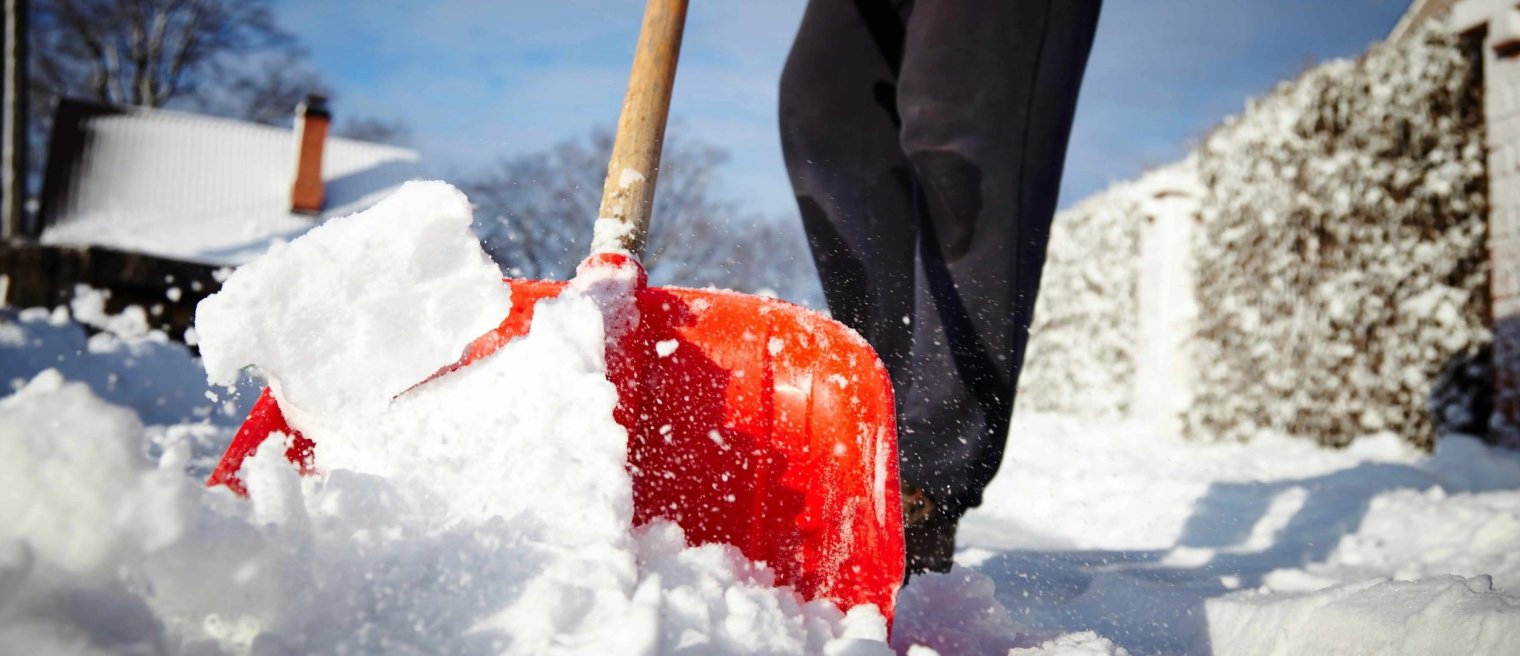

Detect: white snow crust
[1206,575,1517,655]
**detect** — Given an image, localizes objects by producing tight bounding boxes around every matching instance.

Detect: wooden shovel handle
[591,0,689,259]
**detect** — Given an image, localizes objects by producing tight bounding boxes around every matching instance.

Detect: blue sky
[275,0,1413,216]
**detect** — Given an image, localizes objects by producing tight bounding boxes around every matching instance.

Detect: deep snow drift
[2,181,1519,655]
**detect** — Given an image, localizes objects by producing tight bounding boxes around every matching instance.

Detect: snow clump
[195,180,512,431]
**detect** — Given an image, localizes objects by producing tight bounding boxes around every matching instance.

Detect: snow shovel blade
[208,0,905,624]
[207,255,905,621]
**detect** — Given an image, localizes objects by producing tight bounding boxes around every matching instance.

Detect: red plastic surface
[206,257,905,622]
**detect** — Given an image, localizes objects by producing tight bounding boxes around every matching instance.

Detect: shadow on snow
[969,455,1519,655]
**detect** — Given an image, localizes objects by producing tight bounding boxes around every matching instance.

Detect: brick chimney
[290,94,330,215]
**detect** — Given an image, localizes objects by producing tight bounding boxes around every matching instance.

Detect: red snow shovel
[207,0,904,624]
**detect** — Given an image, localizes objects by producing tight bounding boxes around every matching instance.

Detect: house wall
[1454,0,1520,446]
[1482,34,1520,447]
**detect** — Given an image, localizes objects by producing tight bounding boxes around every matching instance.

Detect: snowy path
[955,416,1520,654]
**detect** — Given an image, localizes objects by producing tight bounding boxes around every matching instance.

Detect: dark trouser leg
[896,0,1102,518]
[779,0,918,388]
[782,0,1101,521]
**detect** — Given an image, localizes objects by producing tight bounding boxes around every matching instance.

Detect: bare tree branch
[465,128,822,306]
[33,0,299,110]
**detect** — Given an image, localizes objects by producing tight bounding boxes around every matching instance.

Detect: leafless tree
[32,0,295,109]
[465,129,822,306]
[198,50,326,125]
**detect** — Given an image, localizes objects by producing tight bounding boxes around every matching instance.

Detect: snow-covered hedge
[1021,29,1488,447]
[1017,174,1143,419]
[1186,28,1489,448]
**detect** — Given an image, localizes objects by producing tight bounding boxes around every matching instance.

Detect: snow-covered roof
[38,98,421,266]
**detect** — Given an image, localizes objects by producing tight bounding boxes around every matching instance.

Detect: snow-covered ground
[960,417,1520,654]
[3,182,1518,654]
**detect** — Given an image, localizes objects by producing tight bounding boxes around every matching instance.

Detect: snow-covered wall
[1187,27,1489,448]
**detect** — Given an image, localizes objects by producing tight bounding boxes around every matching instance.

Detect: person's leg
[782,2,965,574]
[779,0,918,393]
[895,0,1102,526]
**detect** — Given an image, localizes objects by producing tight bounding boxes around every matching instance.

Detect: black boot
[903,487,957,575]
